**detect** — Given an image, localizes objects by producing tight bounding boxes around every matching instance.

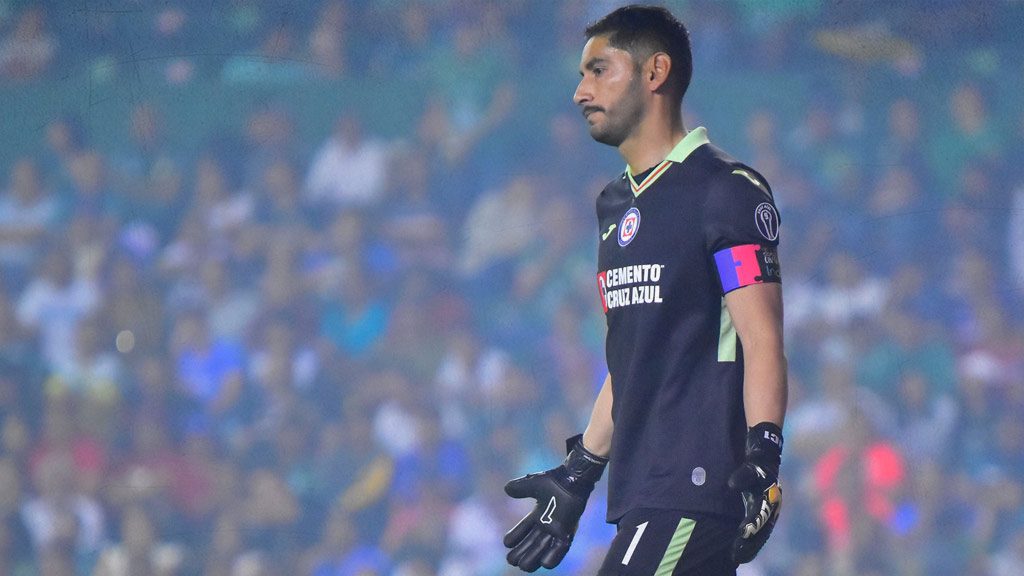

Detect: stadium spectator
[256,158,307,228]
[328,407,395,544]
[307,0,349,78]
[944,247,1004,347]
[878,98,929,182]
[241,104,298,191]
[110,103,175,195]
[16,246,101,372]
[931,81,1005,197]
[0,4,57,79]
[957,301,1024,390]
[63,150,120,223]
[306,420,347,511]
[107,414,181,521]
[202,511,244,576]
[0,158,58,287]
[423,16,515,140]
[381,151,452,272]
[437,466,509,575]
[813,411,905,571]
[171,308,246,436]
[159,214,211,300]
[366,276,427,375]
[991,524,1024,576]
[388,406,470,504]
[459,174,539,277]
[20,451,106,568]
[0,457,32,574]
[199,258,261,342]
[786,360,856,455]
[542,300,605,421]
[41,115,87,191]
[193,152,255,244]
[892,371,958,466]
[419,15,517,200]
[93,505,185,576]
[814,250,889,327]
[100,254,166,356]
[47,314,122,401]
[304,504,391,576]
[0,287,42,412]
[858,310,956,402]
[247,315,319,395]
[305,114,390,209]
[174,432,228,547]
[238,464,300,558]
[433,328,511,437]
[318,258,390,359]
[125,156,189,247]
[365,1,435,79]
[222,20,312,85]
[865,165,932,273]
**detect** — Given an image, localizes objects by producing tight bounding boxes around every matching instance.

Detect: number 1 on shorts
[621,521,649,565]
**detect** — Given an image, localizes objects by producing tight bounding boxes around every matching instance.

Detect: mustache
[582,106,603,117]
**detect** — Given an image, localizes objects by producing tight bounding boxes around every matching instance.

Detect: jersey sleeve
[703,167,782,294]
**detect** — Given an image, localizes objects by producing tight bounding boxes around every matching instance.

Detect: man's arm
[724,281,786,564]
[724,283,787,426]
[503,373,612,572]
[582,373,614,457]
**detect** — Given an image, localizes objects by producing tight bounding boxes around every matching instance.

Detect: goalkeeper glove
[503,434,608,572]
[728,421,783,564]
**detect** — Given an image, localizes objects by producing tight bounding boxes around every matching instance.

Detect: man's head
[574,5,692,146]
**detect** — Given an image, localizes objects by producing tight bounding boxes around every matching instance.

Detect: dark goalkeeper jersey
[595,127,782,523]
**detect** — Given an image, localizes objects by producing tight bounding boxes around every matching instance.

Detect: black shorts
[597,509,738,576]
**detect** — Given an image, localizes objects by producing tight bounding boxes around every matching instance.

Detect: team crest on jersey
[618,207,641,247]
[754,202,779,241]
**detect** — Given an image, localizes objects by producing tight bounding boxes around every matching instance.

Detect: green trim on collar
[665,126,709,163]
[626,126,710,177]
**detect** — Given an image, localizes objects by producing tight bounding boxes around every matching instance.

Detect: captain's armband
[713,244,781,294]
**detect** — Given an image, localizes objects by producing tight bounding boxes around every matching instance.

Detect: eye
[593,67,605,77]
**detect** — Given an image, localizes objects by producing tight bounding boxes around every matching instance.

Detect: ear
[645,52,673,93]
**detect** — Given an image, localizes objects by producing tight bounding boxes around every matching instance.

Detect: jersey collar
[625,126,710,197]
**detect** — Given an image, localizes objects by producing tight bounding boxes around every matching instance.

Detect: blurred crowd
[1,1,1023,575]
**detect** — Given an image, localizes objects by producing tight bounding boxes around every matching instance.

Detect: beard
[587,74,645,147]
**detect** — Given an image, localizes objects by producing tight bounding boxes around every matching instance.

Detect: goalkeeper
[504,5,787,575]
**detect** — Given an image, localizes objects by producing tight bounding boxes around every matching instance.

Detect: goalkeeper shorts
[598,508,738,576]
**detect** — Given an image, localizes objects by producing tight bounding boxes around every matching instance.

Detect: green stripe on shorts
[654,517,696,576]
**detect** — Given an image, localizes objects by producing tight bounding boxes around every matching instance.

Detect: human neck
[619,110,686,174]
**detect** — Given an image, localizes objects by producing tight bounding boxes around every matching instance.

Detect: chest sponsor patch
[597,263,665,312]
[618,207,641,247]
[713,244,781,294]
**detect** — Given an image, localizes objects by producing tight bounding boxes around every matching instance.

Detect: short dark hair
[585,5,693,103]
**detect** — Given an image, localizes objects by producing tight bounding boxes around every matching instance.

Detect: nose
[573,77,591,107]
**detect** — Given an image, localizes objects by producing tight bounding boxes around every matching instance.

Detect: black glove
[503,434,608,572]
[728,421,783,564]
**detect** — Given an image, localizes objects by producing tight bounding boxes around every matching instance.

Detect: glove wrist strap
[746,422,783,470]
[563,434,608,486]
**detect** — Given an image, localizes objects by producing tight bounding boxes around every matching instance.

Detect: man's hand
[728,422,783,564]
[504,434,608,572]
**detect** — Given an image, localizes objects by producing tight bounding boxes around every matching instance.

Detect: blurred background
[0,1,1022,575]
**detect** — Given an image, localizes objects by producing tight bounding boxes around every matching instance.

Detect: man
[503,6,787,575]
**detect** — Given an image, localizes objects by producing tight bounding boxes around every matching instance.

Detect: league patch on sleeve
[754,202,780,241]
[713,244,781,294]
